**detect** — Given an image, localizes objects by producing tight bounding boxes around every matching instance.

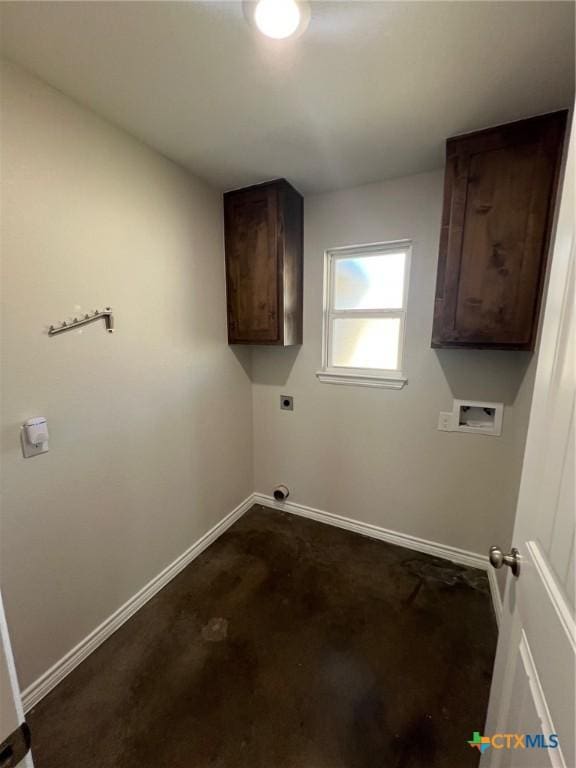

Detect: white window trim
[316,240,411,390]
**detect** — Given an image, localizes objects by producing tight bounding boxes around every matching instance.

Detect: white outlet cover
[20,429,49,458]
[438,411,453,432]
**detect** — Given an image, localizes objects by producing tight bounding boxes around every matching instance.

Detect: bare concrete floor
[28,505,497,767]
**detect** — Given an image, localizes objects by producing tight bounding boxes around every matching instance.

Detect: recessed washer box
[453,400,503,436]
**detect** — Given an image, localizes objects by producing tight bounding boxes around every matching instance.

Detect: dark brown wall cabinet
[224,179,303,345]
[432,111,567,350]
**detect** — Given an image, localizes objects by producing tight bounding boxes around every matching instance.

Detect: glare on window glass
[334,252,406,310]
[332,318,401,370]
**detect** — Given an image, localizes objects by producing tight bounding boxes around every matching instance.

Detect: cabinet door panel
[432,111,567,350]
[225,188,279,343]
[456,141,551,344]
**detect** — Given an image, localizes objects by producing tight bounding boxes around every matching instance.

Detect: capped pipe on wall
[273,485,289,502]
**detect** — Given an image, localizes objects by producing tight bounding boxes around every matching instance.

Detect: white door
[0,592,33,767]
[480,120,575,768]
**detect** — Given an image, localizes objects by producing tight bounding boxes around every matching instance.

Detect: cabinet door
[225,186,280,343]
[432,111,567,349]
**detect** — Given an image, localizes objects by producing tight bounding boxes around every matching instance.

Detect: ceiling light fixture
[255,0,300,39]
[250,0,309,40]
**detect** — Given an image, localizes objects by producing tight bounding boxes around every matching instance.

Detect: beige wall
[1,61,538,694]
[252,171,535,561]
[0,61,253,690]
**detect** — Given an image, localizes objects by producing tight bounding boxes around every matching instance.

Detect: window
[317,241,411,389]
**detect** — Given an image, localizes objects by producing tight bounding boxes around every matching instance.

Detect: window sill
[315,370,408,390]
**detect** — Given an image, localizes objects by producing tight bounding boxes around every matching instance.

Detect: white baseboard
[21,494,254,713]
[253,492,503,628]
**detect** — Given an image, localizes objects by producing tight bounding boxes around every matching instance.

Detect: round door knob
[489,545,521,577]
[489,546,504,568]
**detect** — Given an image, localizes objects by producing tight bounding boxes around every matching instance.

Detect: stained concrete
[27,505,497,767]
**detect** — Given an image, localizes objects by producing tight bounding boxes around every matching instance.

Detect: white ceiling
[1,1,574,194]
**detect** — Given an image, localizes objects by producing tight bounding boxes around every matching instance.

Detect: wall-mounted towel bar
[49,308,114,336]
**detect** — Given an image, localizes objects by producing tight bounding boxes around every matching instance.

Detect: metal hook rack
[49,308,114,336]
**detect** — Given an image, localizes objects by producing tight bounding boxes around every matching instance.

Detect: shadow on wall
[230,346,253,379]
[248,346,301,386]
[435,349,533,406]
